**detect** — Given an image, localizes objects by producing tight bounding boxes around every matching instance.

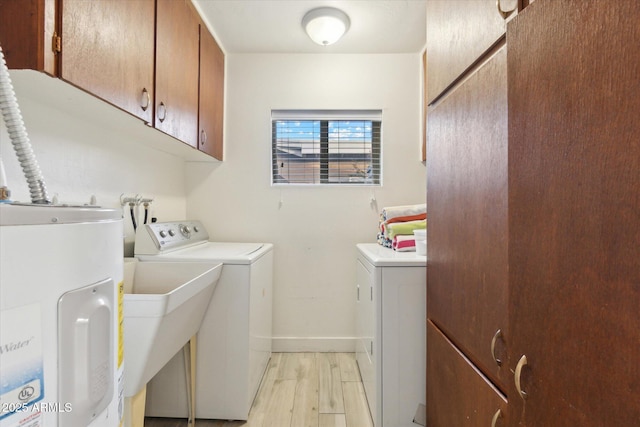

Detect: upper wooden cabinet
[426,0,518,104]
[0,0,225,160]
[60,0,155,123]
[198,25,225,160]
[155,0,200,147]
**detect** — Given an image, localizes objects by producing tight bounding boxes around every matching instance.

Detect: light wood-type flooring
[144,352,374,427]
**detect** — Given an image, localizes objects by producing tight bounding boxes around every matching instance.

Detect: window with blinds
[271,110,382,185]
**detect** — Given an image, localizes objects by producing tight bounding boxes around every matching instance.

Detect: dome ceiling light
[302,7,351,46]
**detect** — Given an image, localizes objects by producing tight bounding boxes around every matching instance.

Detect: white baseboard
[272,337,357,353]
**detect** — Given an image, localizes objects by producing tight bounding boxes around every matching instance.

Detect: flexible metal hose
[0,45,50,204]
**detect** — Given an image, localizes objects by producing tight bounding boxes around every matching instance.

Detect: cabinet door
[426,0,517,103]
[507,1,640,425]
[426,46,508,391]
[355,259,376,424]
[427,320,507,427]
[60,0,155,123]
[198,26,224,160]
[0,0,56,74]
[155,0,199,147]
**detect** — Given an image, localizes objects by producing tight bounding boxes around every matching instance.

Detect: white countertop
[357,243,427,267]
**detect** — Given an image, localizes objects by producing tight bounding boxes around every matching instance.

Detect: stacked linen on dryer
[377,203,427,251]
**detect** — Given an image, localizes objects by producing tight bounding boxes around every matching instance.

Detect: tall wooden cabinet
[426,0,640,425]
[506,1,640,425]
[426,1,513,425]
[427,44,509,396]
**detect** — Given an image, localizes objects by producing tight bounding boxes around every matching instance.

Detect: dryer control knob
[159,230,168,238]
[179,224,192,238]
[168,229,176,237]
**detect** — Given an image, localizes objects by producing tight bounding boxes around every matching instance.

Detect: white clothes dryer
[134,221,273,421]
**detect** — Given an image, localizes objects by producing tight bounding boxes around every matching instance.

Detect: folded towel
[384,219,426,239]
[384,212,426,225]
[377,232,392,248]
[382,204,426,221]
[392,235,416,252]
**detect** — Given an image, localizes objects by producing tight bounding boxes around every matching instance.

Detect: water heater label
[0,304,44,426]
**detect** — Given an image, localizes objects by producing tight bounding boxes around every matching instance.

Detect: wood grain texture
[261,379,296,427]
[290,357,318,427]
[426,321,507,427]
[318,414,347,427]
[155,0,199,146]
[60,0,155,122]
[198,26,225,159]
[426,45,509,393]
[0,0,56,74]
[336,353,360,383]
[318,353,344,414]
[426,0,508,104]
[507,0,640,425]
[342,382,373,427]
[144,353,372,427]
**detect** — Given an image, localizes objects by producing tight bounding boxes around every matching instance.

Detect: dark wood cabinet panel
[427,320,507,427]
[155,0,200,147]
[60,0,155,123]
[507,1,640,425]
[427,46,509,392]
[198,26,224,160]
[426,0,516,104]
[0,0,56,74]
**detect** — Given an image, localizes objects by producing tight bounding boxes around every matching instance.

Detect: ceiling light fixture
[302,7,350,46]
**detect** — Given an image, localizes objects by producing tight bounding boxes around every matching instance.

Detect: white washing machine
[0,203,123,427]
[134,220,273,421]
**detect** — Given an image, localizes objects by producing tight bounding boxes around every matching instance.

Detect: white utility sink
[123,258,222,397]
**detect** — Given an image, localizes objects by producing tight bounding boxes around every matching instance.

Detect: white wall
[186,53,426,351]
[0,72,187,255]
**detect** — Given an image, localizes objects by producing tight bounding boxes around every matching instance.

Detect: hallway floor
[144,352,374,427]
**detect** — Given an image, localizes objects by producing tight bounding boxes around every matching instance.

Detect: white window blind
[271,110,382,185]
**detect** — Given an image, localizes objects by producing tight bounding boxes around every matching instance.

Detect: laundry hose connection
[0,44,50,204]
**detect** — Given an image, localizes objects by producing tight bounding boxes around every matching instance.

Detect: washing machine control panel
[134,220,209,254]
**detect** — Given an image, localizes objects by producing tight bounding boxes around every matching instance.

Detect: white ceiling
[192,0,427,54]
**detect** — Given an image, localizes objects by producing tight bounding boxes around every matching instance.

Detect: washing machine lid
[137,241,271,265]
[0,203,121,226]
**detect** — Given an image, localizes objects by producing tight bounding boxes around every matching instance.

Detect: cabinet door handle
[491,409,502,427]
[514,354,528,400]
[370,286,373,301]
[357,284,360,301]
[496,0,516,19]
[157,102,167,123]
[490,329,503,366]
[200,129,207,146]
[140,87,150,112]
